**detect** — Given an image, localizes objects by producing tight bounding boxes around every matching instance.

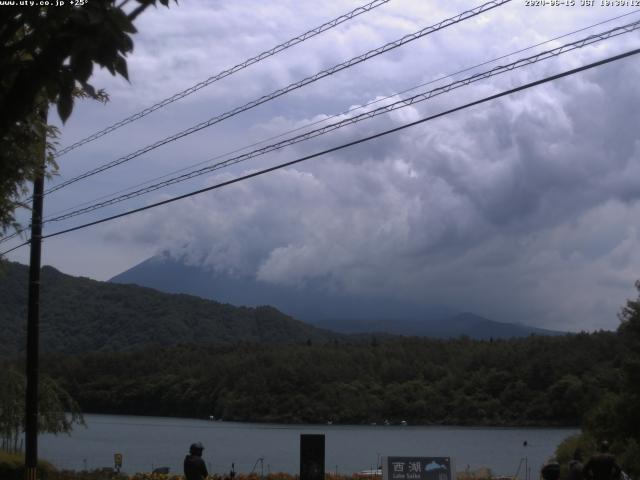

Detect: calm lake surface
[39,414,578,476]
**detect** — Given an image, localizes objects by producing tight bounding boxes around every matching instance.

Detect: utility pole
[24,107,46,480]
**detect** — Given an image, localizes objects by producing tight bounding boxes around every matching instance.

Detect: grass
[2,452,494,480]
[0,450,57,480]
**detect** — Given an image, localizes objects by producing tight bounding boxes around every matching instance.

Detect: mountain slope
[110,252,454,323]
[0,261,342,356]
[110,253,564,338]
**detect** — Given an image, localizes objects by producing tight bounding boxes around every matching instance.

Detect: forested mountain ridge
[0,261,342,355]
[1,260,560,358]
[314,312,562,338]
[38,331,624,426]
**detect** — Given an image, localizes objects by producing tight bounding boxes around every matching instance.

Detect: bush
[555,433,640,478]
[0,450,56,480]
[616,439,640,478]
[555,433,596,464]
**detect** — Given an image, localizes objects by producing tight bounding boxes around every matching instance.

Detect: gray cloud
[8,0,640,332]
[107,52,640,331]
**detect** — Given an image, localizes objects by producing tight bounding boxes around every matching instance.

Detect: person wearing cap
[184,442,209,480]
[568,449,584,480]
[541,460,561,480]
[583,441,621,480]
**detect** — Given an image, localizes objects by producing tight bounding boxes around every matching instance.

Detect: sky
[5,0,640,331]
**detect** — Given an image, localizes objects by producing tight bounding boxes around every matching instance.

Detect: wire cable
[0,240,30,256]
[42,0,511,196]
[3,46,636,257]
[3,9,638,246]
[34,8,640,224]
[29,47,638,243]
[54,0,392,158]
[0,229,23,244]
[35,19,640,225]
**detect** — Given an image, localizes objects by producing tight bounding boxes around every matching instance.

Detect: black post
[25,109,46,480]
[300,434,325,480]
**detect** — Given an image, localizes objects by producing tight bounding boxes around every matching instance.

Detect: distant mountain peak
[110,255,564,339]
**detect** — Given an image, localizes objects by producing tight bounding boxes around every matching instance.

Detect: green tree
[0,367,83,453]
[570,280,640,476]
[0,0,174,236]
[607,280,640,473]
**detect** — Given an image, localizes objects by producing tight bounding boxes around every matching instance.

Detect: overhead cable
[54,0,392,158]
[37,20,640,224]
[2,9,637,246]
[37,8,640,225]
[3,46,638,257]
[26,47,638,243]
[42,0,511,196]
[0,240,30,256]
[0,229,22,244]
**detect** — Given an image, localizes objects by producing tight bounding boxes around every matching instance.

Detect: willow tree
[0,367,83,453]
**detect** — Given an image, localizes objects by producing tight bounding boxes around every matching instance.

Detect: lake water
[39,414,578,476]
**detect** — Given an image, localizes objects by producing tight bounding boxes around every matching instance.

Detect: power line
[0,229,22,244]
[2,10,638,247]
[42,0,511,197]
[54,0,392,158]
[3,46,637,257]
[29,47,639,243]
[1,240,30,256]
[37,8,640,225]
[35,19,640,225]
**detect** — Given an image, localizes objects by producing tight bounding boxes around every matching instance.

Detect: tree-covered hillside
[0,261,341,355]
[38,331,624,427]
[555,281,640,476]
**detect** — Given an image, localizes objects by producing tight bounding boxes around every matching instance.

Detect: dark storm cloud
[8,1,640,331]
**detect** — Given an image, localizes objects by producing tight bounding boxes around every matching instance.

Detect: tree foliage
[555,281,640,476]
[0,0,173,236]
[0,261,343,356]
[1,261,632,430]
[36,330,623,428]
[0,367,84,453]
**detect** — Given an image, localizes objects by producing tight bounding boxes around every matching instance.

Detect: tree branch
[127,3,150,22]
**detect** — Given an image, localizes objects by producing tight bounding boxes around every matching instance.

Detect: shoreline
[77,411,581,430]
[38,413,575,476]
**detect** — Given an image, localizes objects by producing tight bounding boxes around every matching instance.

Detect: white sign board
[383,456,455,480]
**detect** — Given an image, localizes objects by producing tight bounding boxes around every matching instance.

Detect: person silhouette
[184,442,209,480]
[541,460,560,480]
[583,441,621,480]
[568,449,584,480]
